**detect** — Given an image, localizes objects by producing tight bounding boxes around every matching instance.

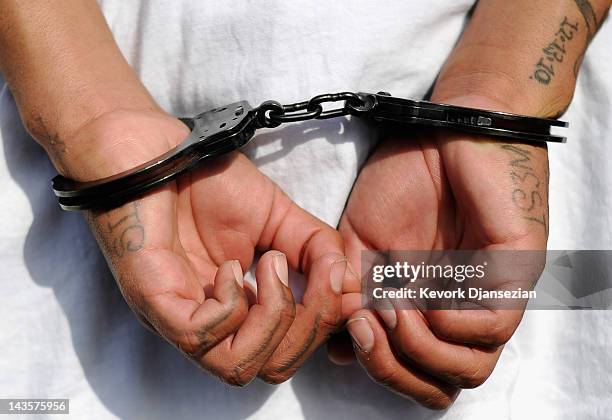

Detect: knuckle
[229,294,250,323]
[276,301,297,323]
[486,319,516,346]
[427,315,456,341]
[428,312,517,347]
[316,308,342,332]
[369,361,399,387]
[185,296,251,359]
[174,334,194,355]
[264,302,296,331]
[224,377,249,388]
[279,313,296,331]
[220,285,250,323]
[258,368,293,385]
[195,329,222,354]
[457,364,493,389]
[223,366,258,388]
[258,357,298,385]
[177,330,219,360]
[421,393,455,411]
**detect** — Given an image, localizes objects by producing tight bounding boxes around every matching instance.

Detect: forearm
[0,0,157,163]
[430,0,609,242]
[432,0,611,115]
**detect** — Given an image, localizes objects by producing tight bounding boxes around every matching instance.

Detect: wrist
[428,0,608,119]
[19,77,159,147]
[52,108,188,182]
[430,73,552,248]
[431,66,576,118]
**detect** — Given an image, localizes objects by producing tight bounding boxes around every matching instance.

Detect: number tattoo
[530,17,580,85]
[531,0,608,85]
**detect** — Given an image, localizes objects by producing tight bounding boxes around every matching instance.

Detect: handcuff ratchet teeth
[52,92,568,211]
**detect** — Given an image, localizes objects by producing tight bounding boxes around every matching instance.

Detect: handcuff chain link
[255,91,368,128]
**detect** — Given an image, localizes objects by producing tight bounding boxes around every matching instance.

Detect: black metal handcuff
[52,92,567,211]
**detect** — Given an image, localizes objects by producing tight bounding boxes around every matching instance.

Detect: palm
[165,152,284,296]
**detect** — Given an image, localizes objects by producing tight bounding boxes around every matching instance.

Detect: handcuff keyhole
[235,106,244,116]
[219,122,226,128]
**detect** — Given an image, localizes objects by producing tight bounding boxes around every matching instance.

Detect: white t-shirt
[1,1,611,418]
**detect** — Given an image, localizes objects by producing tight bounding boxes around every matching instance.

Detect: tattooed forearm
[531,0,609,85]
[530,17,580,85]
[501,145,548,235]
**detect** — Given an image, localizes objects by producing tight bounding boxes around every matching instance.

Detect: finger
[262,189,358,292]
[347,310,460,410]
[341,291,363,320]
[327,288,363,365]
[198,251,296,386]
[264,197,343,272]
[258,252,344,383]
[377,299,503,388]
[421,308,524,348]
[142,259,249,359]
[343,260,362,294]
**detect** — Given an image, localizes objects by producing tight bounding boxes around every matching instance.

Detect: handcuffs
[52,91,567,211]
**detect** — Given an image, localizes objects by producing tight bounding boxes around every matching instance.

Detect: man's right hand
[0,0,352,386]
[63,108,349,386]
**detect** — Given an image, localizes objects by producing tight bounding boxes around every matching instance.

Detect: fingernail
[231,260,244,287]
[376,298,397,330]
[346,317,374,353]
[330,258,347,294]
[273,253,289,287]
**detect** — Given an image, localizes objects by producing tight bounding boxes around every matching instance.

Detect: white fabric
[0,1,611,418]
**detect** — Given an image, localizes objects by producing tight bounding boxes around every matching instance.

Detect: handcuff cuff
[52,91,568,211]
